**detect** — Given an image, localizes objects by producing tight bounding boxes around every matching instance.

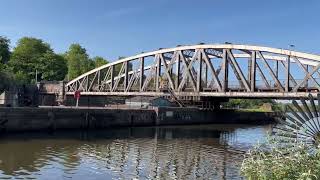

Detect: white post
[76,98,79,107]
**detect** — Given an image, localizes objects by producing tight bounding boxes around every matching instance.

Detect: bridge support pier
[57,81,66,105]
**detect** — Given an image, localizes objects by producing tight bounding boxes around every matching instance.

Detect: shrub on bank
[241,139,320,180]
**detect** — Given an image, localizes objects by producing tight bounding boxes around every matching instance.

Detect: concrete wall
[156,107,279,125]
[0,107,278,132]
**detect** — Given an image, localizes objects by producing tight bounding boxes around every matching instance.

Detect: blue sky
[0,0,319,61]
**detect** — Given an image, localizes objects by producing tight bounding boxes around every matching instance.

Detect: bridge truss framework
[65,44,320,99]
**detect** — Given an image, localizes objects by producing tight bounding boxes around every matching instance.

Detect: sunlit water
[0,124,272,179]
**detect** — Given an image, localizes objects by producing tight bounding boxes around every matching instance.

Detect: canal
[0,124,272,179]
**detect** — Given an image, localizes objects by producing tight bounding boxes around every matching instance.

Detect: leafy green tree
[8,37,67,83]
[9,37,51,83]
[65,44,94,80]
[0,36,10,64]
[38,53,67,81]
[93,56,109,68]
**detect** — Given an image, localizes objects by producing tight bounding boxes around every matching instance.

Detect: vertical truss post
[197,51,203,92]
[285,56,290,92]
[97,70,100,90]
[110,65,115,91]
[139,57,144,91]
[124,61,129,91]
[275,61,279,78]
[204,61,208,88]
[156,55,161,91]
[248,57,251,83]
[175,54,180,90]
[222,49,228,92]
[305,65,309,88]
[250,51,256,92]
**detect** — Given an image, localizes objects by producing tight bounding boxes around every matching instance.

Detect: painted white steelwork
[65,44,320,99]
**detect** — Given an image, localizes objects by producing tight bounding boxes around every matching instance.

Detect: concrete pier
[0,107,279,132]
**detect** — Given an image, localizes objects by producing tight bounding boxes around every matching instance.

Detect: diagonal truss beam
[226,49,250,91]
[201,49,222,91]
[293,62,320,92]
[178,50,197,91]
[257,51,285,92]
[159,54,175,90]
[279,60,297,87]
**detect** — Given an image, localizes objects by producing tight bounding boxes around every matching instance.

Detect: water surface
[0,124,272,179]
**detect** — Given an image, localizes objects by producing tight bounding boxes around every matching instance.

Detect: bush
[241,138,320,180]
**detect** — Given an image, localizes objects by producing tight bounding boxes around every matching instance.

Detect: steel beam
[222,49,228,92]
[285,56,290,92]
[227,49,250,91]
[124,61,129,91]
[250,51,256,91]
[197,51,203,92]
[110,65,115,91]
[139,57,144,91]
[201,49,222,91]
[156,55,161,91]
[257,51,284,92]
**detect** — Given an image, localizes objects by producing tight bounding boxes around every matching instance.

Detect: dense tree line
[0,36,109,92]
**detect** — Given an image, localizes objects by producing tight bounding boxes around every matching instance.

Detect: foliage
[241,138,320,180]
[38,53,67,81]
[222,99,283,111]
[8,37,67,83]
[0,36,10,64]
[0,36,112,85]
[93,56,109,68]
[65,43,94,80]
[0,68,15,93]
[113,56,133,75]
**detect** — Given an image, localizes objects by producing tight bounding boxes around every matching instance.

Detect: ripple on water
[0,125,270,179]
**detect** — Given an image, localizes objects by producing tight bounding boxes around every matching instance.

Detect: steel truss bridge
[65,44,320,99]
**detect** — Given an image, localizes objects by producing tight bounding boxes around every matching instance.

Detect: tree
[0,69,14,93]
[0,36,10,64]
[38,53,68,81]
[65,44,94,80]
[8,37,67,83]
[114,56,133,74]
[93,56,109,68]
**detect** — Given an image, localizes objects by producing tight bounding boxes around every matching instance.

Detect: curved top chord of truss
[65,44,320,99]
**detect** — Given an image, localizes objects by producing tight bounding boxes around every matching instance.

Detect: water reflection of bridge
[0,126,253,179]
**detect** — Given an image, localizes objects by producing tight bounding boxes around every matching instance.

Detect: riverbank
[0,107,280,132]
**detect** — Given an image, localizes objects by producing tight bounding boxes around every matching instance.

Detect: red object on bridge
[74,90,81,99]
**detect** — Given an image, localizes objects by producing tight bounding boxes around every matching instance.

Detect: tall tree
[38,53,68,81]
[65,44,94,80]
[0,36,10,64]
[93,56,109,68]
[9,37,67,83]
